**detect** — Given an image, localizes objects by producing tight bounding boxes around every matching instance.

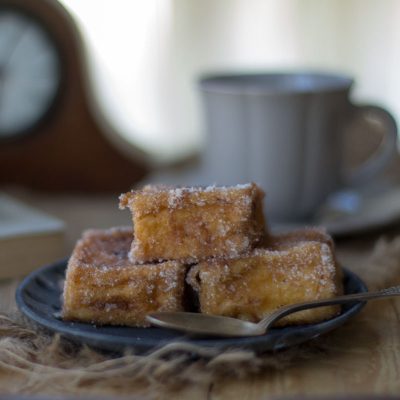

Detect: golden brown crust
[120,183,267,263]
[64,188,343,329]
[265,227,342,286]
[62,228,186,327]
[187,241,343,326]
[264,227,334,250]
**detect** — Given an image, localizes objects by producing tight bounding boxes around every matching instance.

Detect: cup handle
[343,104,398,186]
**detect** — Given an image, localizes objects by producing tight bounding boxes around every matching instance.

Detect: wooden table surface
[1,188,400,399]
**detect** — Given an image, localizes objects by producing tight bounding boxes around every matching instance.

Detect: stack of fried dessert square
[63,183,343,328]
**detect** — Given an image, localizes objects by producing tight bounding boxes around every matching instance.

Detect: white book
[0,194,65,279]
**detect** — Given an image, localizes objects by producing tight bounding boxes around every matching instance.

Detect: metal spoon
[146,285,400,337]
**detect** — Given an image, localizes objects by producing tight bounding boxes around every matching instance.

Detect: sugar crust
[187,239,343,325]
[120,183,266,263]
[63,185,343,329]
[62,228,186,327]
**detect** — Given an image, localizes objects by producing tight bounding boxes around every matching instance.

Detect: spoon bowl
[147,284,400,337]
[146,312,263,337]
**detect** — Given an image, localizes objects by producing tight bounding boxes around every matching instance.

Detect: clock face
[0,8,61,139]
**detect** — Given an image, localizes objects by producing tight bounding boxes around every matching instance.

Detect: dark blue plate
[16,259,367,353]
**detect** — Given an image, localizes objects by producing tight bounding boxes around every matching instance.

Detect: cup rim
[198,71,354,95]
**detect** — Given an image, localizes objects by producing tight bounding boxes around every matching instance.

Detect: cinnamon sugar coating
[62,228,186,327]
[187,241,343,325]
[266,227,334,250]
[119,183,266,263]
[266,227,342,282]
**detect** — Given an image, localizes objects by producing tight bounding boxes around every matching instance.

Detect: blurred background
[61,0,400,163]
[1,0,400,276]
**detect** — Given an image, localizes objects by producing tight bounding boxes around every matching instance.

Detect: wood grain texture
[0,0,147,192]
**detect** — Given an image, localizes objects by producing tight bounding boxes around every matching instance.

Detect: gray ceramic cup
[199,72,398,222]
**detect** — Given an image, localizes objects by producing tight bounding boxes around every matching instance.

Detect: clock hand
[0,22,28,117]
[0,64,6,115]
[3,22,28,69]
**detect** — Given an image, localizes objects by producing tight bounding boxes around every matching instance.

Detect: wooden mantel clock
[0,0,147,192]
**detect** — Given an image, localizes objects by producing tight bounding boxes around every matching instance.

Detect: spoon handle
[259,285,400,330]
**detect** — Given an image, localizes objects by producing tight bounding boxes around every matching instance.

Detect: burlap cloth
[1,236,400,397]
